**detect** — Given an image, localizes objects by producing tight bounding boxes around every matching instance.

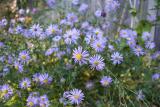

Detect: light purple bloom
[142,32,152,41]
[19,78,31,89]
[105,0,120,12]
[66,13,78,25]
[30,24,43,37]
[145,41,155,49]
[27,92,39,107]
[133,46,145,56]
[95,10,102,17]
[64,28,80,44]
[152,73,160,81]
[15,25,24,34]
[52,35,62,42]
[19,50,30,63]
[91,39,106,52]
[111,52,123,65]
[39,73,52,85]
[39,95,50,107]
[136,90,145,101]
[100,76,112,87]
[0,84,13,99]
[89,55,105,71]
[72,0,79,5]
[72,46,89,65]
[32,73,40,83]
[0,42,4,48]
[46,24,59,36]
[78,3,88,13]
[45,48,58,56]
[14,61,24,73]
[67,89,84,105]
[108,44,115,51]
[0,18,8,27]
[46,0,56,8]
[93,28,103,37]
[81,21,89,29]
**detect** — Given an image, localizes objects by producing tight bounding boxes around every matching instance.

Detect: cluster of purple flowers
[61,89,84,105]
[27,92,50,107]
[142,32,155,50]
[0,84,13,99]
[32,73,52,85]
[120,29,146,56]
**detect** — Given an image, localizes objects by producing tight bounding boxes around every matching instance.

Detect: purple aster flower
[108,44,115,51]
[72,46,89,65]
[78,3,88,13]
[145,41,155,49]
[0,18,8,27]
[151,51,160,59]
[0,84,13,99]
[52,35,62,42]
[64,28,80,44]
[46,24,59,36]
[81,21,89,29]
[142,32,152,41]
[72,0,79,5]
[19,78,31,89]
[119,29,130,38]
[15,25,24,34]
[136,90,145,101]
[67,89,84,105]
[19,50,30,63]
[85,81,94,90]
[111,52,123,65]
[39,95,50,107]
[27,92,39,107]
[30,24,43,37]
[66,13,78,25]
[39,73,52,85]
[46,0,56,8]
[63,91,70,98]
[126,38,136,48]
[14,61,24,73]
[95,9,102,17]
[32,73,40,83]
[45,48,57,56]
[105,0,120,12]
[152,73,160,81]
[89,55,105,71]
[91,39,106,52]
[93,28,104,37]
[147,14,156,22]
[85,33,96,44]
[133,46,145,56]
[0,42,4,48]
[100,76,112,87]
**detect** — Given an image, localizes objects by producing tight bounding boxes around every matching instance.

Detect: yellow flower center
[75,53,82,60]
[23,82,27,86]
[15,65,19,70]
[95,32,99,35]
[74,95,80,100]
[21,55,26,60]
[3,90,8,94]
[43,79,48,84]
[28,102,34,106]
[104,81,109,86]
[97,43,101,48]
[94,61,99,65]
[52,29,55,33]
